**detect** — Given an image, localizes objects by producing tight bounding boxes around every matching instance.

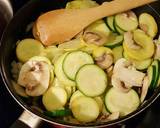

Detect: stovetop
[1,1,160,128]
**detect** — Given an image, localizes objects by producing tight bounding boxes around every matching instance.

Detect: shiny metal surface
[0,0,13,36]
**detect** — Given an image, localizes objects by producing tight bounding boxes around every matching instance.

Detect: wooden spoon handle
[91,0,157,19]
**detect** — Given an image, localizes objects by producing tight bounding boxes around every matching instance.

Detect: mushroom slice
[98,112,119,122]
[112,74,131,93]
[140,76,150,102]
[93,47,113,69]
[124,32,141,50]
[123,29,154,61]
[18,60,50,96]
[107,112,120,121]
[154,38,160,60]
[112,58,145,90]
[83,31,108,46]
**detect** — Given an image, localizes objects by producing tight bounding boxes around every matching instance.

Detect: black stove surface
[1,1,160,128]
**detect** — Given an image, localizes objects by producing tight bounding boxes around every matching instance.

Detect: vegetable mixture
[11,0,160,124]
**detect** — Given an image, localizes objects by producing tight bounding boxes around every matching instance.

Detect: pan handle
[10,110,41,128]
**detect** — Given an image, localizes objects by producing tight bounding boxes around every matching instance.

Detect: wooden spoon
[34,0,156,46]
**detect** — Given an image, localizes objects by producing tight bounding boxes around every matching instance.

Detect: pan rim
[1,0,160,127]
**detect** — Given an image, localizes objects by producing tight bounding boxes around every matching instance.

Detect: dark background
[1,0,160,128]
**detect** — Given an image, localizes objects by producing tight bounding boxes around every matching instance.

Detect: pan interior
[1,0,160,127]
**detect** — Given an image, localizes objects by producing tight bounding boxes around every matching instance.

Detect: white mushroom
[93,47,114,70]
[95,53,114,69]
[112,74,131,92]
[140,76,150,102]
[154,38,160,60]
[124,32,141,50]
[112,58,145,92]
[98,112,120,122]
[18,60,50,96]
[83,31,108,46]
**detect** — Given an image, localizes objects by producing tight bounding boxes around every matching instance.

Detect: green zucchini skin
[44,109,72,117]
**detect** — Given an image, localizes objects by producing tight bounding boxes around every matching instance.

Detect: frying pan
[1,0,160,128]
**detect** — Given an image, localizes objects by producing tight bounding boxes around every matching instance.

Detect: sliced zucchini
[139,13,158,38]
[42,86,67,111]
[112,46,123,63]
[66,0,98,9]
[49,65,54,85]
[64,85,76,100]
[115,11,138,31]
[123,29,155,60]
[147,65,157,90]
[52,78,76,100]
[76,64,107,97]
[151,60,160,89]
[105,87,140,116]
[29,56,51,65]
[54,53,75,86]
[106,16,116,32]
[12,80,29,98]
[104,34,123,49]
[43,46,64,61]
[92,47,112,58]
[58,38,85,51]
[44,109,72,117]
[114,20,125,35]
[94,97,103,113]
[123,52,152,70]
[80,43,98,54]
[69,90,84,107]
[70,96,99,123]
[85,20,111,38]
[63,51,94,80]
[16,39,44,62]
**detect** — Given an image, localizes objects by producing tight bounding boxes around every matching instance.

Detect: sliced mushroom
[18,60,50,96]
[12,80,29,98]
[83,31,108,46]
[154,38,160,60]
[112,58,145,92]
[140,76,150,102]
[106,65,113,78]
[124,32,141,50]
[93,47,114,69]
[98,112,119,122]
[112,74,131,92]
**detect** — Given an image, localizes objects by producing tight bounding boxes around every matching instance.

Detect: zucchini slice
[106,16,116,32]
[115,11,138,31]
[94,97,103,113]
[63,51,94,80]
[69,90,84,107]
[147,65,157,90]
[29,56,51,65]
[139,13,158,38]
[150,60,160,89]
[70,96,99,123]
[112,46,123,63]
[113,20,125,35]
[105,87,140,116]
[76,64,107,97]
[58,38,85,51]
[66,0,98,9]
[54,53,75,86]
[123,52,152,70]
[16,39,44,62]
[104,34,123,49]
[123,29,155,60]
[42,86,67,111]
[44,109,72,117]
